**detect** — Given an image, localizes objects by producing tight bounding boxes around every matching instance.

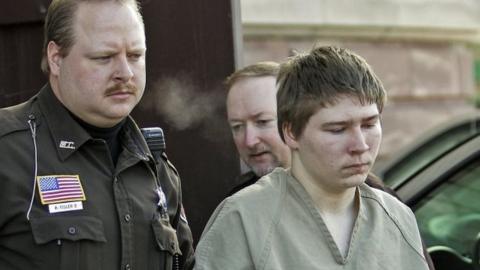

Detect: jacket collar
[121,115,152,163]
[35,84,153,163]
[35,84,91,161]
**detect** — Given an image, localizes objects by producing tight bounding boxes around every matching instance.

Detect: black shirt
[70,113,125,165]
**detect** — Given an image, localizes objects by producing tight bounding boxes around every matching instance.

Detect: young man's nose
[348,128,369,154]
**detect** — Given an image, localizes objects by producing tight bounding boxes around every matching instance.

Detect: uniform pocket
[151,216,182,269]
[30,216,106,270]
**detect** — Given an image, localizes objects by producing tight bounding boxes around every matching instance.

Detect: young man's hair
[41,0,143,74]
[277,46,386,141]
[224,61,280,90]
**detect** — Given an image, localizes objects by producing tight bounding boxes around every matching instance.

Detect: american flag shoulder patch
[37,175,86,205]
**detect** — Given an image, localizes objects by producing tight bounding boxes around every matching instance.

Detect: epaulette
[0,102,32,138]
[161,152,179,177]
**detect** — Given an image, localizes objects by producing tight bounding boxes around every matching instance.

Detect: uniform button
[124,214,131,222]
[67,227,77,235]
[124,263,131,270]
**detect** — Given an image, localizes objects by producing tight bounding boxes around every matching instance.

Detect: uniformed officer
[0,0,194,269]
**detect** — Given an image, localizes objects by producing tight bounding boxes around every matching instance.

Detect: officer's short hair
[224,61,280,91]
[41,0,143,75]
[277,46,386,141]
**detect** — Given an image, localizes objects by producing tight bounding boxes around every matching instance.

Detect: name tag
[48,201,83,213]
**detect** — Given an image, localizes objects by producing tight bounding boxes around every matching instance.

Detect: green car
[375,113,480,270]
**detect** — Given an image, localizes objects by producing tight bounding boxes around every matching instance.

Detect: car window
[383,119,479,188]
[414,159,480,258]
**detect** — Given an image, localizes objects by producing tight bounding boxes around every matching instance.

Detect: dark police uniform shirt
[0,84,194,270]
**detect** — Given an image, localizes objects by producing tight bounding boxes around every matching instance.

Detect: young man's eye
[327,128,345,134]
[92,55,111,62]
[362,121,379,129]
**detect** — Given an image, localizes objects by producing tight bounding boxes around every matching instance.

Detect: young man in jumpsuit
[223,60,435,269]
[194,46,430,269]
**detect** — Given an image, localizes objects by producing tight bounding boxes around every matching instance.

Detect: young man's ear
[283,123,299,149]
[47,41,63,76]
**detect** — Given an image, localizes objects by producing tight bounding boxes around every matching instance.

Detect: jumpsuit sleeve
[194,199,255,270]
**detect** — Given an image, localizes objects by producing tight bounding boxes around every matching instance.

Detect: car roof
[376,113,480,189]
[396,131,480,206]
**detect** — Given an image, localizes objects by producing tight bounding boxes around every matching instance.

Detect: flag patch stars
[37,175,86,205]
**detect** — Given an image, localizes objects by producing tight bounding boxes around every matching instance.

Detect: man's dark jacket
[0,85,194,270]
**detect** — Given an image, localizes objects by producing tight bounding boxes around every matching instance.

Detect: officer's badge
[156,185,167,209]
